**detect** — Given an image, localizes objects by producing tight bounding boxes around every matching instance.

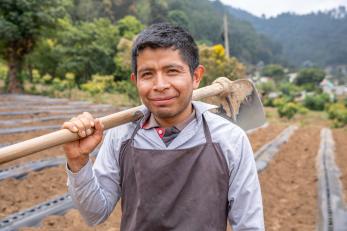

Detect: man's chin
[151,109,176,119]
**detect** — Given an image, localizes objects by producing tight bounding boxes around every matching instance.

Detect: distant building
[320,78,347,96]
[320,78,335,94]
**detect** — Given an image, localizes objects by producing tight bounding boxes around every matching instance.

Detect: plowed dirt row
[333,128,347,204]
[0,120,64,129]
[259,126,320,231]
[247,124,286,152]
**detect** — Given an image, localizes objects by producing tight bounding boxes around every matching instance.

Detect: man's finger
[83,112,95,127]
[77,115,92,131]
[62,121,78,133]
[71,118,87,137]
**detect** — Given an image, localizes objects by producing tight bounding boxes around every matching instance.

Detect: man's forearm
[67,160,119,225]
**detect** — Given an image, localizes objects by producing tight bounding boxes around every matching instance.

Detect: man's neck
[153,104,194,128]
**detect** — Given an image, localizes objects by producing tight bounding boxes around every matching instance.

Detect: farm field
[0,94,346,231]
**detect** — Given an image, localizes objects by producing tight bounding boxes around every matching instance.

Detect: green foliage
[326,103,347,128]
[133,0,282,65]
[114,38,133,81]
[277,102,298,119]
[28,18,119,84]
[295,68,325,91]
[261,64,286,82]
[116,15,144,39]
[32,69,41,83]
[278,82,302,101]
[51,74,76,92]
[81,74,138,103]
[235,7,347,66]
[303,93,331,111]
[277,102,307,119]
[0,0,67,44]
[0,0,68,92]
[42,74,53,84]
[256,81,276,95]
[148,0,168,24]
[168,10,189,28]
[81,74,116,96]
[0,63,7,80]
[114,80,139,102]
[199,44,245,86]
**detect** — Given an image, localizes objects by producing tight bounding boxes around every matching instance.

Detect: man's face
[132,47,203,122]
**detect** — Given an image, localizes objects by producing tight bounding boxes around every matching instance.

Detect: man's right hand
[62,112,104,172]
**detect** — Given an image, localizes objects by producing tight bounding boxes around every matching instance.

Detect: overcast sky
[220,0,347,17]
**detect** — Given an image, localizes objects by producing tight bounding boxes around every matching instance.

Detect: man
[63,23,264,231]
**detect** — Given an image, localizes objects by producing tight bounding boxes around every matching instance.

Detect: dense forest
[227,5,347,67]
[69,0,282,65]
[1,0,346,94]
[0,0,282,93]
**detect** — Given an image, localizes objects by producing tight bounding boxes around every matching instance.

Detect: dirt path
[259,126,320,231]
[332,128,347,204]
[0,166,67,219]
[248,124,286,152]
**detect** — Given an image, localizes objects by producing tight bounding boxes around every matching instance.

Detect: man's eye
[141,72,152,78]
[168,69,179,74]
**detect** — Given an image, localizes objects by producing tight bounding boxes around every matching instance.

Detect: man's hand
[62,112,104,172]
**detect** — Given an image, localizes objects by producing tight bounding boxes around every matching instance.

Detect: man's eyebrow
[138,67,154,74]
[164,64,185,70]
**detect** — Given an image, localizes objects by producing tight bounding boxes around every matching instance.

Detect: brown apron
[119,116,229,231]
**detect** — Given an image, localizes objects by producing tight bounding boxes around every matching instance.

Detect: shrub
[277,102,298,119]
[114,80,138,102]
[52,78,69,91]
[81,74,117,96]
[326,103,347,128]
[42,74,53,84]
[303,93,331,111]
[0,64,8,80]
[32,69,41,83]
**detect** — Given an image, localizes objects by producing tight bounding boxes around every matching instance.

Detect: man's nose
[153,74,170,91]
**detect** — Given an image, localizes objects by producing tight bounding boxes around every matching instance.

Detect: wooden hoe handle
[0,77,249,164]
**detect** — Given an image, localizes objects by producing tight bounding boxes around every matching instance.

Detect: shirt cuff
[66,159,93,188]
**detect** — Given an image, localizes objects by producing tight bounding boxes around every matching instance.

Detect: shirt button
[158,130,163,135]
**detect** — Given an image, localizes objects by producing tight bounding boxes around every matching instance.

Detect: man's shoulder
[105,121,138,143]
[203,111,247,143]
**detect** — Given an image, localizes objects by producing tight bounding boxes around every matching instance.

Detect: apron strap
[201,114,213,144]
[130,120,142,141]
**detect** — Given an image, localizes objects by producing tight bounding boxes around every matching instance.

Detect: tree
[148,0,168,24]
[261,64,286,83]
[168,10,189,29]
[199,44,245,86]
[0,0,67,93]
[295,67,325,91]
[116,15,144,39]
[27,18,119,85]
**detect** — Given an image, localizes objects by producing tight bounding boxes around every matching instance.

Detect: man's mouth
[150,96,176,101]
[149,96,176,106]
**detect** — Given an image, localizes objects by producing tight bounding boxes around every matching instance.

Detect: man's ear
[130,73,136,84]
[192,65,205,89]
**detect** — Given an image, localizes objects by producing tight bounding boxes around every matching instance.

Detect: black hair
[131,23,199,76]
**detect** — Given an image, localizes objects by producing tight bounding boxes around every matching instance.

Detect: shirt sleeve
[228,131,265,230]
[66,129,122,226]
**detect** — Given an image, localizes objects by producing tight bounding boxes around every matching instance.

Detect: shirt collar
[142,108,196,131]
